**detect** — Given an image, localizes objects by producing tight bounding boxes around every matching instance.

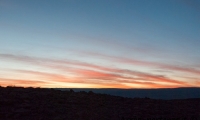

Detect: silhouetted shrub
[80,91,87,94]
[50,88,55,91]
[27,87,34,89]
[70,89,74,93]
[7,85,15,88]
[88,91,94,94]
[144,97,150,99]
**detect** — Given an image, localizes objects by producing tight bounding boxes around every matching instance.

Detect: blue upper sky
[0,0,200,88]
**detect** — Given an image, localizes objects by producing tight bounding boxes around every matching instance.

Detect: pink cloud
[0,78,47,87]
[0,67,192,88]
[11,70,86,83]
[77,51,200,75]
[116,70,188,85]
[12,68,190,87]
[0,53,195,88]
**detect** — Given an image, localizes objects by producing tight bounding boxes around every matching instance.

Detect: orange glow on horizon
[0,76,195,89]
[0,53,199,89]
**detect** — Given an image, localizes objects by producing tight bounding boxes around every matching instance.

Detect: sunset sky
[0,0,200,88]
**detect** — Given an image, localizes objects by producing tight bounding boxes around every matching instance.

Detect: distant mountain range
[56,87,200,100]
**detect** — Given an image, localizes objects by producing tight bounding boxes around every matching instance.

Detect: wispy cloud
[0,53,41,64]
[5,69,131,88]
[0,53,114,72]
[76,51,200,75]
[116,70,188,85]
[10,69,86,83]
[1,69,186,88]
[0,78,47,87]
[62,32,161,56]
[0,53,195,88]
[11,67,189,88]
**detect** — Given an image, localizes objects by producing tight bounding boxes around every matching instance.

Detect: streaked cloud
[0,53,197,88]
[0,78,47,87]
[76,51,200,75]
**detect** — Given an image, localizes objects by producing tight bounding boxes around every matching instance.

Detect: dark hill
[56,87,200,100]
[0,86,199,120]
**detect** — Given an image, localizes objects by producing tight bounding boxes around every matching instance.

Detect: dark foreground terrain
[0,86,199,120]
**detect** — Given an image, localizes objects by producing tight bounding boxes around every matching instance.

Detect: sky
[0,0,200,88]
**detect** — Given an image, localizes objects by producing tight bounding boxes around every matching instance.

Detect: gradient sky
[0,0,200,88]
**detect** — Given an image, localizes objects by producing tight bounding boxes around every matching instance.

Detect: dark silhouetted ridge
[0,86,199,120]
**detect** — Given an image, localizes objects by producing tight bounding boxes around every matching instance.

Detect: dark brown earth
[0,86,199,120]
